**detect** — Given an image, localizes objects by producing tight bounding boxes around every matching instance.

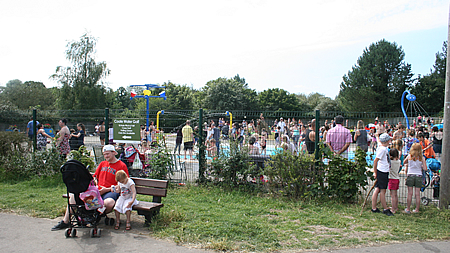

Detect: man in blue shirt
[26,117,40,141]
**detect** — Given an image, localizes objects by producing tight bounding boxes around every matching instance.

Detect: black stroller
[61,159,103,238]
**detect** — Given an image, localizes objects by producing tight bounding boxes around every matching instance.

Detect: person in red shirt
[52,145,129,231]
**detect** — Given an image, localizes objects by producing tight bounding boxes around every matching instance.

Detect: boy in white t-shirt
[371,133,394,216]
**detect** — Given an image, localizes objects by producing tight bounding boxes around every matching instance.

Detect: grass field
[1,177,449,252]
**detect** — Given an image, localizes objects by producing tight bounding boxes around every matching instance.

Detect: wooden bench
[64,177,168,227]
[131,177,168,226]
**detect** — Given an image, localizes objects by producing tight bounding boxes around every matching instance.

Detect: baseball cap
[103,144,117,153]
[379,133,392,143]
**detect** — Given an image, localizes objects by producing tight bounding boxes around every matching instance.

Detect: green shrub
[69,145,95,170]
[207,140,258,191]
[264,150,324,198]
[144,143,173,180]
[0,131,28,156]
[0,143,65,181]
[323,146,372,202]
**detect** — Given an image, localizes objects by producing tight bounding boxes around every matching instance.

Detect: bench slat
[131,177,168,188]
[133,201,163,211]
[135,186,167,197]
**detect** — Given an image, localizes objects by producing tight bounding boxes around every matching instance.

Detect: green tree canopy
[201,75,258,111]
[258,88,301,111]
[411,41,447,113]
[51,33,110,110]
[338,39,413,112]
[0,79,55,110]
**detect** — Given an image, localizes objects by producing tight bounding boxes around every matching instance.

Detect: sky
[0,0,448,99]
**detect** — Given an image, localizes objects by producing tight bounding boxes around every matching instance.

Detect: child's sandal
[114,223,120,230]
[126,222,131,230]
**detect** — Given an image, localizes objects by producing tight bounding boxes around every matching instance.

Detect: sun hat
[379,133,392,143]
[102,144,117,153]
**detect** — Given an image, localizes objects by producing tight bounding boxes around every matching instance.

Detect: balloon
[143,90,151,96]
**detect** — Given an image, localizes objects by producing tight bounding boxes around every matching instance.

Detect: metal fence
[3,108,442,203]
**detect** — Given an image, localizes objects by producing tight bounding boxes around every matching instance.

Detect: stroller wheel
[104,217,115,226]
[421,197,430,206]
[97,228,102,237]
[71,228,77,237]
[65,228,71,238]
[90,228,96,238]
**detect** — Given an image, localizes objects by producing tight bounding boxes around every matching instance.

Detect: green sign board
[113,118,141,144]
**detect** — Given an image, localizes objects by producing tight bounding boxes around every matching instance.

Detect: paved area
[1,212,449,253]
[0,213,209,253]
[316,241,450,253]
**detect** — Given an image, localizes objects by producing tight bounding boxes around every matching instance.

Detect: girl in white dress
[113,170,139,230]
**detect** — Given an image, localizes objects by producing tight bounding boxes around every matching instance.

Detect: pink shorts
[388,179,399,190]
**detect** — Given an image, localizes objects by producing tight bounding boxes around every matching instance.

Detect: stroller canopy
[61,160,93,194]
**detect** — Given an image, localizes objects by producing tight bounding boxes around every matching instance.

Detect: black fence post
[314,109,320,162]
[33,108,37,152]
[105,108,109,145]
[198,108,206,183]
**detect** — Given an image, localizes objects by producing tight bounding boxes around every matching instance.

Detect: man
[305,119,316,154]
[52,145,129,231]
[375,121,386,137]
[326,115,353,158]
[212,123,220,155]
[26,117,40,141]
[182,120,194,160]
[393,124,406,140]
[277,117,286,135]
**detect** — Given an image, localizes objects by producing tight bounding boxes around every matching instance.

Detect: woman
[430,126,442,160]
[36,123,52,151]
[56,118,70,157]
[70,123,86,150]
[354,120,368,152]
[174,128,183,155]
[292,123,300,147]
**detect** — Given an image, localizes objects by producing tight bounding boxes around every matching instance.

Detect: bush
[264,150,324,198]
[0,132,66,181]
[0,131,28,156]
[144,143,173,180]
[323,146,372,202]
[0,144,65,181]
[69,145,95,170]
[207,140,258,191]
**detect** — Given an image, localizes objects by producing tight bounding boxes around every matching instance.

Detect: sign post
[113,118,141,144]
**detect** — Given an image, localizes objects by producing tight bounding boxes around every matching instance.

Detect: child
[371,133,394,216]
[260,129,267,155]
[113,170,139,230]
[206,139,217,157]
[403,143,427,214]
[388,148,400,213]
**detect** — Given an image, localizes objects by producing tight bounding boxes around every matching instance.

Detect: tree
[314,97,341,111]
[0,79,55,109]
[258,88,301,111]
[411,41,447,113]
[338,39,413,112]
[51,33,110,109]
[202,76,258,111]
[164,82,195,110]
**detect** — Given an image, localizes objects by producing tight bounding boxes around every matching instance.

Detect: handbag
[132,153,143,170]
[79,180,104,210]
